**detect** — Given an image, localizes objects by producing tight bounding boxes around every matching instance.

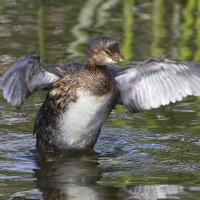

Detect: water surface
[1,0,200,199]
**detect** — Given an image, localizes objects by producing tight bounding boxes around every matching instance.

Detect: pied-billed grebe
[1,36,200,152]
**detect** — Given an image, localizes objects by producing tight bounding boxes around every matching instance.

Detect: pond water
[1,0,200,199]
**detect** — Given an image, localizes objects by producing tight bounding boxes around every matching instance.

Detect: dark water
[1,0,200,199]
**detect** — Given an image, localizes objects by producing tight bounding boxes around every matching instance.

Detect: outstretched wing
[0,52,59,108]
[115,57,200,112]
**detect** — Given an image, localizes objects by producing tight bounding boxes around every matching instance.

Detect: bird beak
[112,52,124,62]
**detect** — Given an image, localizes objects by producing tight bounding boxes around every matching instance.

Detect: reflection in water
[194,1,200,61]
[68,0,103,56]
[68,0,119,57]
[121,185,184,200]
[96,0,120,27]
[151,0,166,56]
[35,153,185,200]
[0,0,5,14]
[170,1,181,58]
[35,153,117,200]
[37,2,45,62]
[180,0,196,60]
[122,0,134,60]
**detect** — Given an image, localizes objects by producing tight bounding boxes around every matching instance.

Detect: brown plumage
[33,37,121,152]
[35,65,118,152]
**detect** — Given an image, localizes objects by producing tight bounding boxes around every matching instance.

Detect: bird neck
[85,56,99,71]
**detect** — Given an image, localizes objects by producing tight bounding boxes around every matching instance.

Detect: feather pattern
[115,57,200,112]
[0,53,59,108]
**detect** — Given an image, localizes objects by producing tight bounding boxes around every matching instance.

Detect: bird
[1,36,200,153]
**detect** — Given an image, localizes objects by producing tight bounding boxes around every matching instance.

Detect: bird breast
[56,90,114,149]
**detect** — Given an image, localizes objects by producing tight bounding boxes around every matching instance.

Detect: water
[1,0,200,199]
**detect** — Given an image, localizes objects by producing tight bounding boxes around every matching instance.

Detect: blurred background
[0,0,200,66]
[1,0,200,199]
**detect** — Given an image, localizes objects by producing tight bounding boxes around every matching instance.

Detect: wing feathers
[116,58,200,112]
[0,53,59,108]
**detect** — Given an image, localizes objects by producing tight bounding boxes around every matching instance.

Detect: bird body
[35,66,117,152]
